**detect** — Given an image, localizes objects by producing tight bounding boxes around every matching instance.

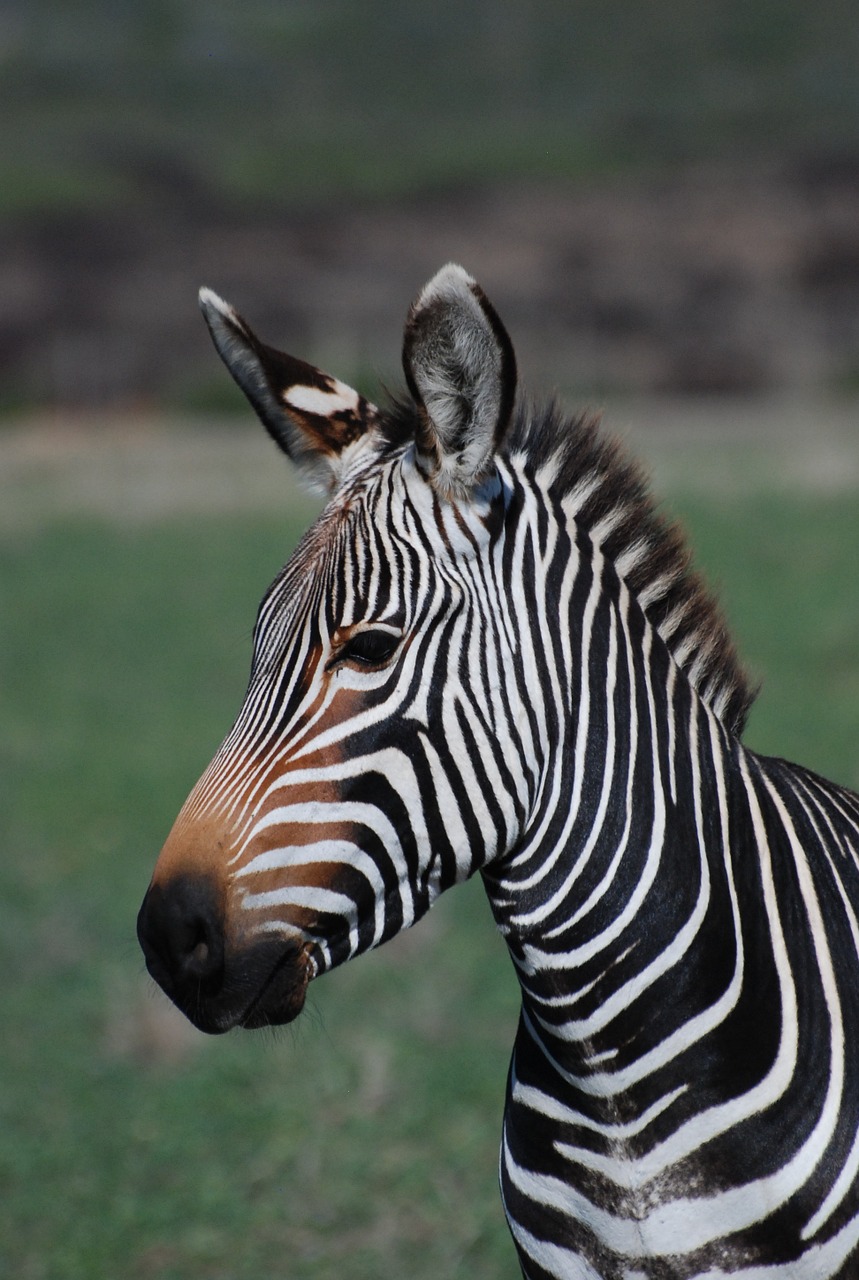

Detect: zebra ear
[402,264,517,498]
[198,288,381,494]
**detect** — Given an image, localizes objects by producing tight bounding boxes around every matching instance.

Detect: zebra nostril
[137,876,225,995]
[180,917,221,981]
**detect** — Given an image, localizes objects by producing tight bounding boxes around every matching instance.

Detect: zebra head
[137,265,525,1033]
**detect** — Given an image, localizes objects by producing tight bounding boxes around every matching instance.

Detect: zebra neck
[481,662,746,1101]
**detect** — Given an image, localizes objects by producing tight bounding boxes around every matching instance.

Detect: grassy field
[3,424,859,1278]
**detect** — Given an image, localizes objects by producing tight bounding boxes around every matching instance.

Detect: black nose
[137,875,225,1005]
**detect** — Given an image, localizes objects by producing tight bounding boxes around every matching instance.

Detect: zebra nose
[137,876,225,999]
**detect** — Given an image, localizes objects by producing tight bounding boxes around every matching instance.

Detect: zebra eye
[337,628,400,667]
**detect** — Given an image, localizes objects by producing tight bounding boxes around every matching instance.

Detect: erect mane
[505,400,755,737]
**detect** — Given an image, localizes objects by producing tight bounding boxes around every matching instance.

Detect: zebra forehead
[257,464,400,626]
[268,445,467,591]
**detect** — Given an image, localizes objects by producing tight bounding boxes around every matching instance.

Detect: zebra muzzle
[136,874,312,1033]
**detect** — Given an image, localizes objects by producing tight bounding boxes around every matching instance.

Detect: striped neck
[479,468,745,1089]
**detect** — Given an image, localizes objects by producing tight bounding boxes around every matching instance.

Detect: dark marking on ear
[199,287,380,493]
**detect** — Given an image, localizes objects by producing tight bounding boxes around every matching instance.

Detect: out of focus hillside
[5,1,859,408]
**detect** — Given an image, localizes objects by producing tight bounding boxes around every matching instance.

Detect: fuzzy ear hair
[402,264,517,498]
[198,288,381,494]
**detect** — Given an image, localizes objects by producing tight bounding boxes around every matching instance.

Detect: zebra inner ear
[198,287,380,494]
[402,264,517,498]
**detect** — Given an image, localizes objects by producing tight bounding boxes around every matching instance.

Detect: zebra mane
[505,399,755,737]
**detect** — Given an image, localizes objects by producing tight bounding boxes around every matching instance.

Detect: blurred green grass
[2,475,859,1278]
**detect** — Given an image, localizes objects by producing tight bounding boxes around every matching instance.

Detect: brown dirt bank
[6,158,859,413]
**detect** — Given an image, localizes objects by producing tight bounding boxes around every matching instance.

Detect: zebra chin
[136,875,316,1035]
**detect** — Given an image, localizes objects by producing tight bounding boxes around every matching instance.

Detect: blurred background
[4,3,859,1277]
[6,0,859,407]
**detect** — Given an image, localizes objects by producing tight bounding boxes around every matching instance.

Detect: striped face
[137,264,519,1032]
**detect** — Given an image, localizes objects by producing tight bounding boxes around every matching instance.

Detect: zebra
[137,263,859,1278]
